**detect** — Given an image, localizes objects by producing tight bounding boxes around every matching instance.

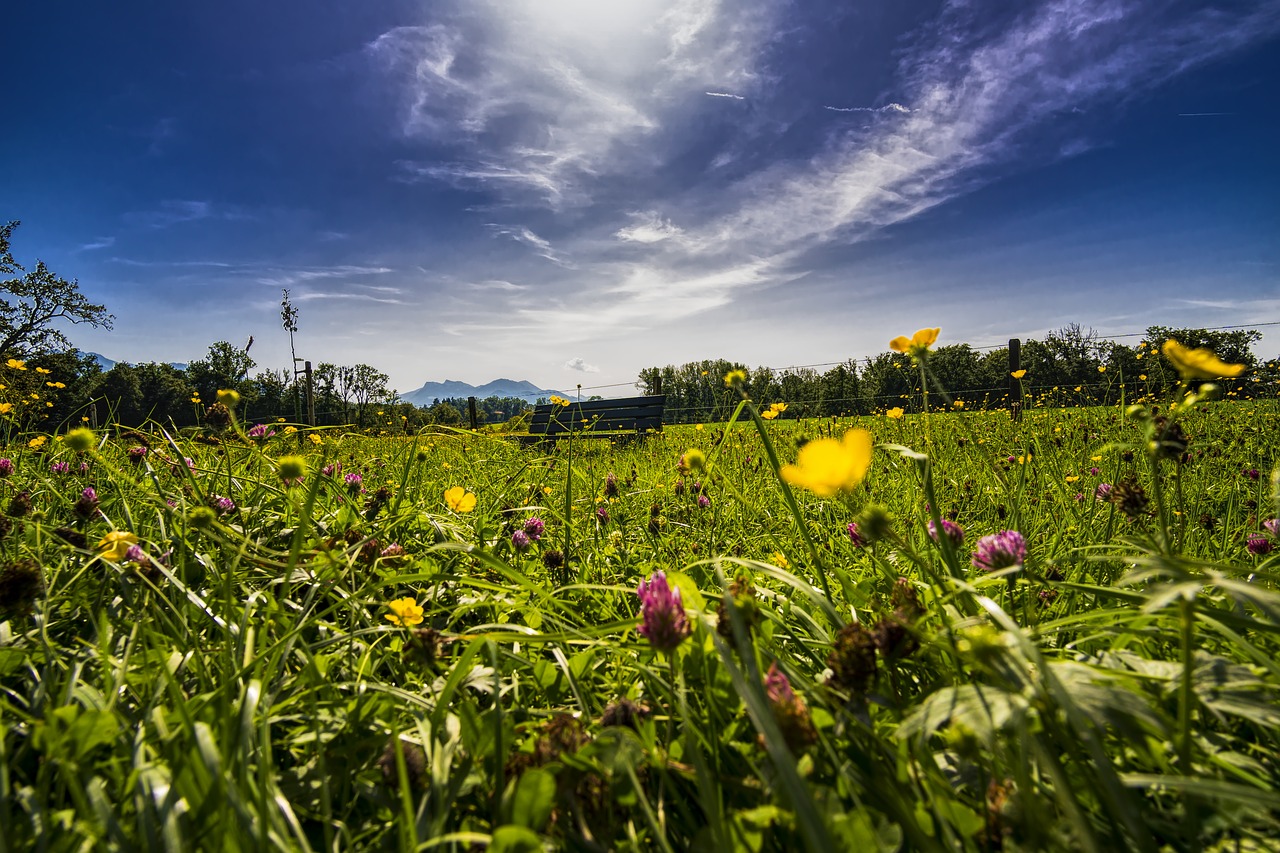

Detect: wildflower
[855,505,893,542]
[277,455,307,485]
[209,495,235,515]
[636,570,691,653]
[608,530,624,548]
[321,462,342,477]
[600,698,652,730]
[779,429,873,497]
[216,389,240,407]
[724,369,747,388]
[1010,370,1026,379]
[380,543,407,563]
[97,531,140,561]
[678,448,707,474]
[50,461,70,475]
[125,446,147,466]
[308,434,322,446]
[247,423,275,441]
[188,506,217,529]
[971,531,1027,572]
[715,574,760,640]
[1263,519,1279,538]
[604,472,619,498]
[524,517,545,541]
[1108,479,1149,519]
[889,327,940,358]
[203,403,233,430]
[542,549,564,571]
[511,529,532,552]
[28,436,47,450]
[444,486,477,513]
[385,597,425,626]
[846,521,865,547]
[1244,468,1261,481]
[761,408,779,420]
[8,491,32,517]
[0,403,10,415]
[364,486,392,521]
[0,459,11,477]
[927,518,965,548]
[827,622,878,695]
[344,472,363,495]
[0,559,44,618]
[6,358,26,370]
[762,662,818,751]
[1246,535,1272,556]
[74,487,100,519]
[64,428,96,453]
[886,407,904,419]
[1097,366,1107,373]
[770,551,789,569]
[697,494,711,509]
[1162,339,1246,380]
[595,505,610,525]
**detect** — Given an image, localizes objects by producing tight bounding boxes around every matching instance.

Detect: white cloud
[371,0,778,207]
[76,237,115,252]
[564,357,599,373]
[614,212,686,244]
[823,103,911,113]
[486,224,571,266]
[705,91,745,100]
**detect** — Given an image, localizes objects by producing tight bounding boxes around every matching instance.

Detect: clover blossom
[927,518,965,548]
[972,531,1027,572]
[636,571,691,653]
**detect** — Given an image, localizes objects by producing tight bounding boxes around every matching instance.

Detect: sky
[4,0,1280,398]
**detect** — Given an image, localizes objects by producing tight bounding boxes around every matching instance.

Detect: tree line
[637,324,1278,424]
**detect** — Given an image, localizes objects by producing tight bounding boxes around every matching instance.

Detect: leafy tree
[348,363,391,427]
[187,341,257,404]
[0,221,114,357]
[92,361,195,427]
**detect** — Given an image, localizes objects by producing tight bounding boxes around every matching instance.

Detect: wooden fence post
[468,396,479,429]
[1009,338,1022,422]
[304,361,316,427]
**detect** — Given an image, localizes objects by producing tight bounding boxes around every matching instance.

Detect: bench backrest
[529,395,666,435]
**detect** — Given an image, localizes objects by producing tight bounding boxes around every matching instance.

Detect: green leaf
[509,768,556,831]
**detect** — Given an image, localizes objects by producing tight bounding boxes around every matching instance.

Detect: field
[1,382,1279,851]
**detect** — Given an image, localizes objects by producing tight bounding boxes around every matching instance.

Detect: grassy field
[1,383,1278,850]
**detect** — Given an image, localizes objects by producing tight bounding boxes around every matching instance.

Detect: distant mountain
[399,378,572,407]
[86,352,187,371]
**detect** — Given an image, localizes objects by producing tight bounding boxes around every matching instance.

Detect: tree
[349,364,391,427]
[187,341,257,402]
[0,221,115,357]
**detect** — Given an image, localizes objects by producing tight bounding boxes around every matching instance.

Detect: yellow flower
[770,552,790,569]
[1090,455,1101,462]
[724,369,747,388]
[1065,476,1079,483]
[216,389,240,407]
[1097,366,1106,373]
[190,396,201,404]
[6,358,26,370]
[1139,374,1147,381]
[1010,370,1026,379]
[385,597,424,627]
[97,531,139,561]
[952,400,964,410]
[889,327,940,357]
[543,486,553,495]
[284,425,298,434]
[35,366,51,374]
[308,433,322,446]
[28,436,47,449]
[0,403,11,415]
[1074,386,1082,392]
[549,395,570,407]
[695,424,704,431]
[886,407,904,419]
[771,402,788,413]
[444,486,477,513]
[761,409,779,420]
[779,429,873,498]
[1161,339,1246,380]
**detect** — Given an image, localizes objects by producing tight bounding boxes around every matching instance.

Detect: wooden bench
[522,395,666,444]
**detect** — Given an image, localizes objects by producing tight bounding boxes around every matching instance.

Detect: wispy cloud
[252,265,395,287]
[124,200,250,229]
[486,224,571,266]
[76,237,115,252]
[370,0,778,208]
[705,91,745,100]
[823,103,911,113]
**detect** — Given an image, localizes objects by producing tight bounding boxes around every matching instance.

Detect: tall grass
[1,390,1278,850]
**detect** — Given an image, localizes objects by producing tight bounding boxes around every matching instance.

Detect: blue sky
[4,1,1279,396]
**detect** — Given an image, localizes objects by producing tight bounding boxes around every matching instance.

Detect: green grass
[1,394,1279,851]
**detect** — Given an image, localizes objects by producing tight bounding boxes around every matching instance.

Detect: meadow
[1,353,1278,851]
